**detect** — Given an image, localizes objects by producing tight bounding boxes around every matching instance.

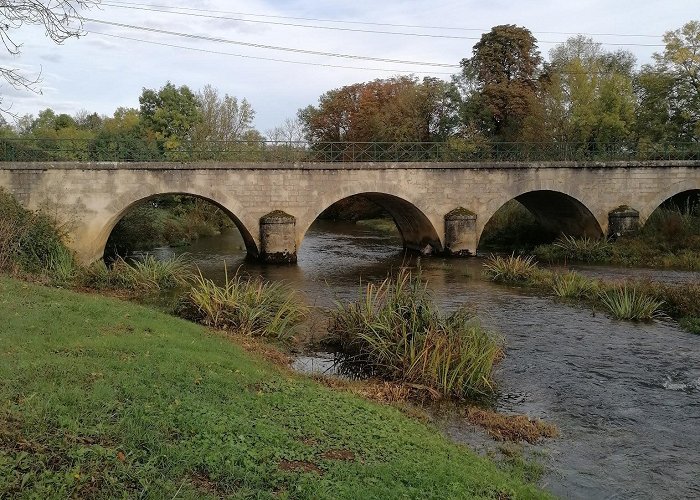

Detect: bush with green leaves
[0,188,71,275]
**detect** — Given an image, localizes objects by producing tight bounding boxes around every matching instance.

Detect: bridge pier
[608,206,640,238]
[443,208,478,256]
[259,211,297,264]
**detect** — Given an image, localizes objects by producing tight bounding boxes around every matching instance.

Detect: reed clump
[79,255,192,292]
[327,269,503,399]
[483,254,538,284]
[598,285,665,321]
[551,271,598,299]
[178,269,308,339]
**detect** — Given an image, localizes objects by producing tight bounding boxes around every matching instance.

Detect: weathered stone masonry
[0,160,698,264]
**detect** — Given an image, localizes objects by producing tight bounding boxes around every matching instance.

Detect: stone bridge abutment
[1,160,698,264]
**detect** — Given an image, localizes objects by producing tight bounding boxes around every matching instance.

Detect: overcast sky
[2,0,697,131]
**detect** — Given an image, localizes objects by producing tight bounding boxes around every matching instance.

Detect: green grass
[328,269,502,398]
[0,277,546,499]
[533,208,700,271]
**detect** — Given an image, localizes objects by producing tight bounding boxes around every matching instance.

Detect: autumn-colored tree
[460,25,543,141]
[299,76,457,143]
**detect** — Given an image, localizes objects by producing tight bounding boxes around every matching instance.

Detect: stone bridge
[1,160,698,263]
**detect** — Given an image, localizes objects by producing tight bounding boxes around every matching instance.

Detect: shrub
[328,269,502,398]
[0,188,69,274]
[483,254,538,284]
[598,286,665,321]
[178,269,308,338]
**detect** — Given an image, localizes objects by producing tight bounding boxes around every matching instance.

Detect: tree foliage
[139,82,201,152]
[460,25,543,140]
[536,36,636,145]
[193,84,256,143]
[639,20,700,141]
[299,76,457,143]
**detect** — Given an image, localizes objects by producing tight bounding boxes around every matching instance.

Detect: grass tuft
[551,271,597,299]
[483,254,538,284]
[178,268,308,339]
[598,285,665,321]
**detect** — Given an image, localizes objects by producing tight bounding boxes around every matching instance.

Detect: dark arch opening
[310,192,442,255]
[658,189,700,214]
[642,189,700,247]
[103,193,257,262]
[479,190,602,252]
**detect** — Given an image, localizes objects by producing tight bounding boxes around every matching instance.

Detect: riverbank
[0,277,546,498]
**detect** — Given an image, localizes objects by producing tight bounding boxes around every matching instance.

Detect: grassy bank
[0,277,546,499]
[483,254,700,333]
[533,208,700,270]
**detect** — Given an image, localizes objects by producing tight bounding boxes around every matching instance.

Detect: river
[143,221,700,499]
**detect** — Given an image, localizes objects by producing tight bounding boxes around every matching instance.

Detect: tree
[638,20,700,142]
[537,36,636,145]
[0,1,99,112]
[299,76,458,143]
[193,84,256,143]
[266,117,305,143]
[139,82,201,151]
[460,25,543,140]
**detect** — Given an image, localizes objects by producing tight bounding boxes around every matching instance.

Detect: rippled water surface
[148,221,700,499]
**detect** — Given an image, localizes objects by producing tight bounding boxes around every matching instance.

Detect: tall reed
[328,269,502,398]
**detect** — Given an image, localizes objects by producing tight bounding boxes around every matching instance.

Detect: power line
[86,30,642,78]
[95,3,666,47]
[86,30,454,75]
[104,0,664,39]
[98,2,485,41]
[81,18,462,68]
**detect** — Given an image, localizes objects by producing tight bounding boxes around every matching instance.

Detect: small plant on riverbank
[551,271,597,299]
[79,255,192,292]
[483,254,538,284]
[178,269,308,338]
[535,235,612,263]
[328,269,502,398]
[598,285,665,321]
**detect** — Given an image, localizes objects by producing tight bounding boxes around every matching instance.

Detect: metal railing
[0,138,698,163]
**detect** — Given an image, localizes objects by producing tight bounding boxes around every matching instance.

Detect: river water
[145,221,700,499]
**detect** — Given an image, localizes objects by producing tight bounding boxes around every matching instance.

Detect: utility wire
[86,30,641,78]
[104,0,664,39]
[86,30,455,75]
[81,18,462,68]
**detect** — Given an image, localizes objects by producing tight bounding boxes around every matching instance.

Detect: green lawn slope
[0,277,547,499]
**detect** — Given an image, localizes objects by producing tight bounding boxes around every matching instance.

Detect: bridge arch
[298,192,443,254]
[641,180,700,222]
[478,189,604,249]
[95,191,258,262]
